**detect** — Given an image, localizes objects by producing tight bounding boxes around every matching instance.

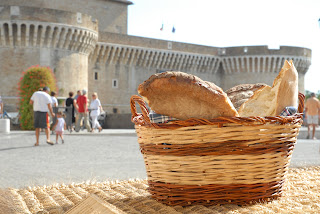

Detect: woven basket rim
[131,93,305,129]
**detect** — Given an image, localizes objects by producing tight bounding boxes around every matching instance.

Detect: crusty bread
[138,71,239,120]
[238,60,298,117]
[226,83,267,110]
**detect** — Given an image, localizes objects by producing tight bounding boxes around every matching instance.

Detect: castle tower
[0,0,131,34]
[0,5,98,110]
[220,46,311,91]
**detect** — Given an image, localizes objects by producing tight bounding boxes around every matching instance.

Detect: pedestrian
[305,92,320,140]
[0,94,9,119]
[74,90,81,128]
[74,90,81,100]
[65,91,76,132]
[37,87,45,132]
[52,111,66,144]
[50,91,58,107]
[89,92,103,132]
[0,95,3,118]
[50,91,58,133]
[75,89,91,132]
[30,86,55,146]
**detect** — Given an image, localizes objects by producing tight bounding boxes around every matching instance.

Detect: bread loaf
[238,60,298,117]
[138,71,239,120]
[226,83,267,110]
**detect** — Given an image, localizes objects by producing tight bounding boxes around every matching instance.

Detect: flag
[160,24,163,31]
[172,26,175,33]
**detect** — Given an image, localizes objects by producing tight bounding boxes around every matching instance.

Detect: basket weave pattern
[131,94,304,206]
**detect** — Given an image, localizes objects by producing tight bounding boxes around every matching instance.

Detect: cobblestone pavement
[1,130,320,188]
[0,130,146,188]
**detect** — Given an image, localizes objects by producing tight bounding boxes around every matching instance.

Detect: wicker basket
[130,93,305,206]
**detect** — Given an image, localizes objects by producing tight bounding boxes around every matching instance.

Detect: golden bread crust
[238,60,298,117]
[275,60,298,114]
[226,83,267,110]
[138,71,239,120]
[238,85,273,116]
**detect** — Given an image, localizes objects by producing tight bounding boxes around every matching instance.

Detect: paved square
[1,130,320,188]
[0,131,146,188]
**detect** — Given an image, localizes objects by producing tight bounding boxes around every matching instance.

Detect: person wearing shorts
[305,92,320,140]
[47,113,50,130]
[30,86,55,146]
[75,89,91,132]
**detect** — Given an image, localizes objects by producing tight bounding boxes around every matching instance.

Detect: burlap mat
[1,167,319,214]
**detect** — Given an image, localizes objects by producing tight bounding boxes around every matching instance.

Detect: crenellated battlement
[0,6,98,54]
[0,6,98,30]
[90,43,221,73]
[220,55,310,74]
[0,21,98,54]
[91,40,311,75]
[221,46,311,57]
[220,46,311,74]
[0,1,129,34]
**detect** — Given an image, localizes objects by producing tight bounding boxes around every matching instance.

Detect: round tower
[0,5,98,110]
[0,0,131,34]
[219,46,311,92]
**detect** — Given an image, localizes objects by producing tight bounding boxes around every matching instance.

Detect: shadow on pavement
[0,145,38,151]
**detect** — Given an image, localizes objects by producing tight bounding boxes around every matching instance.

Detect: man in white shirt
[30,86,55,146]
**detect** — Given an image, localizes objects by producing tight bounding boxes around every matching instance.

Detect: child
[52,111,67,144]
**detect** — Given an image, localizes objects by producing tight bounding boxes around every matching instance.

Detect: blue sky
[128,0,320,92]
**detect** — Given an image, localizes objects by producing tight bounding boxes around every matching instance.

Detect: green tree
[18,65,57,130]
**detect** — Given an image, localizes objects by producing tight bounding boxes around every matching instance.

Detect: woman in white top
[89,92,103,132]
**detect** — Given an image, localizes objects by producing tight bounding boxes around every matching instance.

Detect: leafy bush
[18,65,57,130]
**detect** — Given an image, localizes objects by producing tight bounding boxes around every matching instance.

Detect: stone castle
[0,0,312,128]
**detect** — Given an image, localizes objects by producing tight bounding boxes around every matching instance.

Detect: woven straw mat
[1,167,320,214]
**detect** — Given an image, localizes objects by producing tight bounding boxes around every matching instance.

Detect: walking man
[75,89,91,132]
[305,92,320,140]
[30,86,55,146]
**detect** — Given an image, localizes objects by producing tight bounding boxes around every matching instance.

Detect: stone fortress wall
[91,32,311,115]
[0,1,312,128]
